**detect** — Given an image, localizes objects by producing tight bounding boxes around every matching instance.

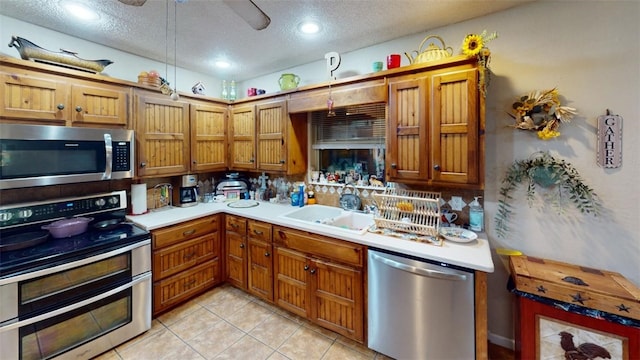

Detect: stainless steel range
[0,190,151,360]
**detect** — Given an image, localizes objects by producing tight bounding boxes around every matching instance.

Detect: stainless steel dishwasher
[367,248,476,359]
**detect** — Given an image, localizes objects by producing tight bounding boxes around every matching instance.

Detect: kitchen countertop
[126,201,494,273]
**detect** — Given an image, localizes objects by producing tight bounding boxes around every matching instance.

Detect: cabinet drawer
[273,226,364,267]
[226,215,247,233]
[152,233,219,281]
[248,221,272,242]
[153,260,219,315]
[153,216,218,249]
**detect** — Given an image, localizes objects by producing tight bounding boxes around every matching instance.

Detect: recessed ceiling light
[298,21,320,34]
[62,1,100,21]
[215,60,231,69]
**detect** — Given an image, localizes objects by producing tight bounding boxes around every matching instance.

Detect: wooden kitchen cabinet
[190,100,228,172]
[0,67,129,127]
[387,62,483,188]
[228,105,256,170]
[133,89,190,177]
[273,225,365,342]
[224,215,274,302]
[151,215,221,316]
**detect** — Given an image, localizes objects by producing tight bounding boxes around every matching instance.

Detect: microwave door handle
[102,133,113,180]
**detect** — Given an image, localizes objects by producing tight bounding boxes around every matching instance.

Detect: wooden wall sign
[597,111,623,168]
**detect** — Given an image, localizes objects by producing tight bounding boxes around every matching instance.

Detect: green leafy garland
[495,152,601,238]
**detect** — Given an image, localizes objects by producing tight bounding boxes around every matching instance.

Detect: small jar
[307,191,316,205]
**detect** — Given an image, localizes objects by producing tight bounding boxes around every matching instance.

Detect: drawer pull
[230,223,239,229]
[183,279,197,289]
[278,230,286,239]
[184,252,196,260]
[183,229,196,237]
[304,265,309,271]
[264,252,270,257]
[57,103,65,110]
[310,268,316,275]
[253,229,263,235]
[240,243,245,249]
[75,106,83,113]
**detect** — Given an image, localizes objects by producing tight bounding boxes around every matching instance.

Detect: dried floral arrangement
[461,30,497,97]
[495,152,601,238]
[509,88,578,140]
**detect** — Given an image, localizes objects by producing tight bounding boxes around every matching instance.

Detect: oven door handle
[0,239,150,285]
[0,272,150,332]
[102,133,113,180]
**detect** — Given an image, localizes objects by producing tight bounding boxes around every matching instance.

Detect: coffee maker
[178,174,198,207]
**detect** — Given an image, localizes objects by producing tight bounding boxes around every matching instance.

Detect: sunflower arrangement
[461,30,497,57]
[461,30,497,98]
[509,88,578,140]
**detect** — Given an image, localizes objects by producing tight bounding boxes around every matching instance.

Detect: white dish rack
[372,189,441,237]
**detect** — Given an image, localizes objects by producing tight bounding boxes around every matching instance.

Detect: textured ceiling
[0,0,530,81]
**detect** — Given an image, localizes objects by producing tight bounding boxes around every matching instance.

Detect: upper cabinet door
[190,101,227,172]
[0,70,69,124]
[431,68,479,185]
[387,76,429,182]
[134,91,190,177]
[256,100,287,172]
[71,82,129,127]
[229,105,256,170]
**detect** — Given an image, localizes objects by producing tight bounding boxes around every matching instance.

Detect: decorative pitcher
[279,73,300,90]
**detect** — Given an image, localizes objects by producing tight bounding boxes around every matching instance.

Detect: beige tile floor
[94,284,393,360]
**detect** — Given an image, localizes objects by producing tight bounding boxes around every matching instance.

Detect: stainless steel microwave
[0,124,134,190]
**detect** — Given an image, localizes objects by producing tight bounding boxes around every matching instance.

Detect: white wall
[2,1,639,347]
[0,15,221,95]
[244,1,640,345]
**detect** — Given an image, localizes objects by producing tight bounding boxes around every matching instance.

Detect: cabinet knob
[75,106,83,113]
[57,104,65,110]
[140,162,146,168]
[434,164,441,171]
[280,159,285,164]
[304,265,309,271]
[250,158,255,163]
[391,163,397,169]
[310,269,316,275]
[240,243,245,248]
[264,252,270,257]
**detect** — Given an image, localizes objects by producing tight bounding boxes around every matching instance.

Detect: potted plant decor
[495,152,601,238]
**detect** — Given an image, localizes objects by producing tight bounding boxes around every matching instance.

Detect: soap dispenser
[469,196,484,232]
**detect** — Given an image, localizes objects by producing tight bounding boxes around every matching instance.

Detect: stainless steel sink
[279,205,374,235]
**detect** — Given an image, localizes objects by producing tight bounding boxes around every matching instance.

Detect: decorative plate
[227,200,260,208]
[439,227,478,243]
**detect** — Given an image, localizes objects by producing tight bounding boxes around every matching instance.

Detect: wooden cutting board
[510,255,640,321]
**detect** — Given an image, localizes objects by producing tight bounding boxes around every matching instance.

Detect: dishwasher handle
[370,251,468,281]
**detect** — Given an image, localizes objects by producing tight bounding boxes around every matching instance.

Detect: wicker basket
[372,188,441,236]
[137,75,161,87]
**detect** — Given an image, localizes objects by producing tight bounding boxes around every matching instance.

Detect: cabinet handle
[391,163,397,169]
[434,164,441,171]
[253,229,263,235]
[264,252,270,257]
[278,230,286,239]
[183,229,196,237]
[231,223,239,229]
[57,104,65,110]
[240,243,245,248]
[183,279,197,289]
[304,265,309,271]
[310,268,316,275]
[75,106,83,113]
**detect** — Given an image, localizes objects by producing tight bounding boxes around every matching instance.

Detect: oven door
[0,241,151,359]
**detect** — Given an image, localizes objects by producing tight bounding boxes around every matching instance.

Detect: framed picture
[224,190,240,201]
[516,297,639,359]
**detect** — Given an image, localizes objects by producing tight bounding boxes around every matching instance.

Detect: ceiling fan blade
[117,0,148,6]
[223,0,271,30]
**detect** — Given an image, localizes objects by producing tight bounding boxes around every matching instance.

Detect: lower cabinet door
[225,231,247,289]
[153,260,218,315]
[247,238,273,302]
[273,246,310,318]
[310,258,364,341]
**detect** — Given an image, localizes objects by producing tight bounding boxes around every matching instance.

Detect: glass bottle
[229,80,237,100]
[221,80,228,100]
